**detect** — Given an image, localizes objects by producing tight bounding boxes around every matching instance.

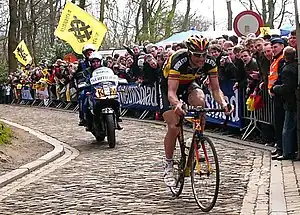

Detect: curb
[0,119,65,188]
[269,161,288,215]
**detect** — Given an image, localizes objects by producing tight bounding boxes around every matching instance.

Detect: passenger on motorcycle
[86,51,123,130]
[74,44,96,126]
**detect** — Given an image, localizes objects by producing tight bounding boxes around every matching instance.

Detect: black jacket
[272,60,298,111]
[124,45,141,78]
[233,58,247,88]
[257,54,271,86]
[142,62,160,85]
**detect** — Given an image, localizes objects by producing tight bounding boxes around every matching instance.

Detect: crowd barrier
[10,80,275,140]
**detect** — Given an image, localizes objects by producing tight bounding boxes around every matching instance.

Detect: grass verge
[0,123,13,145]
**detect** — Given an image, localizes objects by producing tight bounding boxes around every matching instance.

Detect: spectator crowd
[0,29,298,160]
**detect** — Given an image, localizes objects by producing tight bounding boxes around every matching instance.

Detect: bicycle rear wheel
[169,137,185,197]
[191,135,220,212]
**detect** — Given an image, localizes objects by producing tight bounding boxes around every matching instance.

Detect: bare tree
[237,0,293,28]
[49,0,55,45]
[164,0,177,37]
[261,0,267,23]
[182,0,191,31]
[19,0,29,43]
[100,0,106,22]
[141,0,149,40]
[8,0,18,73]
[135,1,142,42]
[226,0,232,30]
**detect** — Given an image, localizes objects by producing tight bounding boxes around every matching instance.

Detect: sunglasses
[191,52,207,58]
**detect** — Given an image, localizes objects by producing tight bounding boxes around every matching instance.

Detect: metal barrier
[241,87,275,140]
[9,83,277,140]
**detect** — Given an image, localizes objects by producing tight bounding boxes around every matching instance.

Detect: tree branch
[238,0,249,10]
[250,0,262,16]
[274,0,288,20]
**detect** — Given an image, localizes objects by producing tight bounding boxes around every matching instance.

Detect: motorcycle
[85,67,125,148]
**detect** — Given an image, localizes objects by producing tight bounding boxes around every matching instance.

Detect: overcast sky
[177,0,244,30]
[84,0,297,30]
[113,0,297,30]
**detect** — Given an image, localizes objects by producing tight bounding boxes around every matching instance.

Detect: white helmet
[89,51,103,61]
[82,44,96,53]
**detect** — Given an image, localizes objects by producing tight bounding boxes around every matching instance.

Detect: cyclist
[74,44,96,126]
[161,35,232,187]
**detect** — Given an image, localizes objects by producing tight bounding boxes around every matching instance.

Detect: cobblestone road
[0,105,270,215]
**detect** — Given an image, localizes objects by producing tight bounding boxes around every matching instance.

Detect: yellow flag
[260,27,271,36]
[54,1,108,54]
[13,40,32,66]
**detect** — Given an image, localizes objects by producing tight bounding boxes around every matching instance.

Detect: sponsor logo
[205,58,216,67]
[173,57,188,70]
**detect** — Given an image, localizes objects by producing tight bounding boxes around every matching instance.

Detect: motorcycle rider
[74,44,96,126]
[86,51,123,130]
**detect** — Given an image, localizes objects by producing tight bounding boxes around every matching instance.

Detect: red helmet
[186,35,209,53]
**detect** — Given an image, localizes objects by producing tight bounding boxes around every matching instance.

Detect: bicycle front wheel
[191,135,220,212]
[169,137,185,197]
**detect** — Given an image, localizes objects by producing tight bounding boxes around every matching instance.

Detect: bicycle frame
[171,105,230,211]
[178,113,209,177]
[178,105,229,177]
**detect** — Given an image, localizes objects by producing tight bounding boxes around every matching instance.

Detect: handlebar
[174,103,232,127]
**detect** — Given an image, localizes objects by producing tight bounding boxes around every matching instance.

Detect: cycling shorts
[160,79,202,113]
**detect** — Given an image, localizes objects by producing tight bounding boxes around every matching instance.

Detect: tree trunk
[8,0,18,73]
[49,0,55,45]
[267,0,275,28]
[16,1,21,42]
[25,0,32,55]
[19,0,28,42]
[141,0,149,40]
[182,0,191,31]
[164,0,177,38]
[100,0,105,22]
[3,18,10,62]
[226,0,233,30]
[79,0,85,9]
[262,0,267,23]
[122,4,131,45]
[134,1,142,43]
[29,0,35,64]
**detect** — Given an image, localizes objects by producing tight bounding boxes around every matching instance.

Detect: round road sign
[233,11,264,37]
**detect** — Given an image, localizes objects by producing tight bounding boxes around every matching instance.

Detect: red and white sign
[233,11,264,37]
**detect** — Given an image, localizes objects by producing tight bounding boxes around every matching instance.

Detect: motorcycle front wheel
[106,114,116,148]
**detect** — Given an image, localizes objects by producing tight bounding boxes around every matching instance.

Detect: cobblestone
[0,105,269,214]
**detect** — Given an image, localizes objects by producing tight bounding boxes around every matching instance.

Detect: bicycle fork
[182,121,211,176]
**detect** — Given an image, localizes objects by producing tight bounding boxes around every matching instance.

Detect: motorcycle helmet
[82,44,96,55]
[89,51,103,62]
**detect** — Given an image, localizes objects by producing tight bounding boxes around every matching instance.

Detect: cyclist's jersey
[163,49,218,85]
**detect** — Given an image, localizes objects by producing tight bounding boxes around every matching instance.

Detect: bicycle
[169,104,231,212]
